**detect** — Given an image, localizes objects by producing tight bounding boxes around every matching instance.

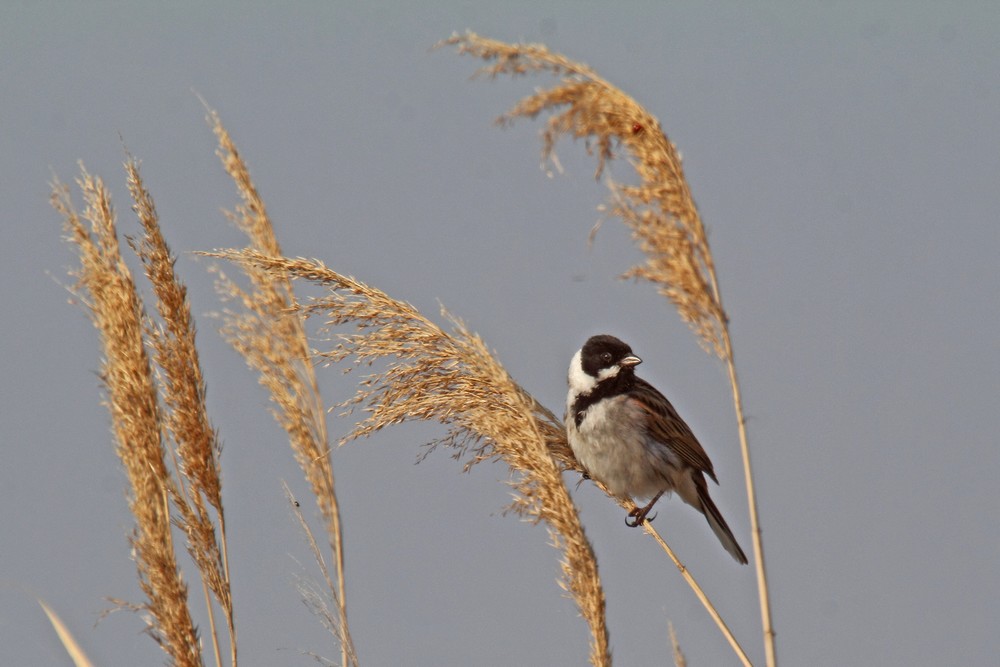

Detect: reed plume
[205,109,356,667]
[53,166,203,666]
[125,156,236,667]
[445,32,776,666]
[206,249,611,667]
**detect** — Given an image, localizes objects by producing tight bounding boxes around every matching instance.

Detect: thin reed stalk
[445,32,776,666]
[721,335,775,666]
[206,249,611,667]
[40,600,97,667]
[204,108,355,667]
[643,522,751,666]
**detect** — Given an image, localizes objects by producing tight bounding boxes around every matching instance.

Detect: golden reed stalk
[39,600,97,667]
[444,32,776,666]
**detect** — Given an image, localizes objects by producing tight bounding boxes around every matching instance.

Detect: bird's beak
[621,355,642,367]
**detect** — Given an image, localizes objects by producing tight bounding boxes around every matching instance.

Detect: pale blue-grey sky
[2,3,998,665]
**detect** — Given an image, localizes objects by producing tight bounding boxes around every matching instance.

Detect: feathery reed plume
[443,32,724,356]
[53,166,202,666]
[125,156,236,667]
[204,109,355,667]
[445,32,776,666]
[206,249,611,667]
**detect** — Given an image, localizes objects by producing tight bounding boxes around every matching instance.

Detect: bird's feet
[625,506,656,527]
[625,491,665,527]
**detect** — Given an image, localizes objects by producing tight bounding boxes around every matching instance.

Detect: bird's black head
[580,334,642,379]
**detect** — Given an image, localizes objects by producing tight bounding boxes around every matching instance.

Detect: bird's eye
[601,352,613,364]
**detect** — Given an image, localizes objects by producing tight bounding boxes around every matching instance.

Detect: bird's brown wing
[630,377,719,483]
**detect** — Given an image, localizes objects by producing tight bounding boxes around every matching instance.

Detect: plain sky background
[3,3,998,666]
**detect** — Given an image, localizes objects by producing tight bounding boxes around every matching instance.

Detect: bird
[566,334,748,564]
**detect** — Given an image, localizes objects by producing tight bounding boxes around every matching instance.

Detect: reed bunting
[566,334,747,564]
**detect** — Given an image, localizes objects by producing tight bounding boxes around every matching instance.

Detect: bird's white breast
[567,394,680,500]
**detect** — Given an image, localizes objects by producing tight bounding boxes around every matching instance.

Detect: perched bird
[566,334,748,564]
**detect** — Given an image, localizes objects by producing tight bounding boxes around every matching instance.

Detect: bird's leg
[626,491,665,527]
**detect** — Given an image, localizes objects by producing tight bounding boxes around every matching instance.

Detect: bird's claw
[625,508,656,527]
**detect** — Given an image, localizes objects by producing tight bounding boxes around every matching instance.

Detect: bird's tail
[697,484,748,565]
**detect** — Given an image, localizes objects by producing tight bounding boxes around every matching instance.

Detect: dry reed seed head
[204,111,353,661]
[450,32,730,361]
[123,157,234,659]
[206,108,282,258]
[54,167,203,665]
[125,157,226,515]
[211,249,609,664]
[208,249,577,474]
